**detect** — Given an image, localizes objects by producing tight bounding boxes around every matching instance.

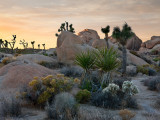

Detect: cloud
[0,0,160,48]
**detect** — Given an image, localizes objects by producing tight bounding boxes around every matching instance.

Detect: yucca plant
[75,50,95,88]
[112,23,134,75]
[95,47,120,87]
[101,25,110,48]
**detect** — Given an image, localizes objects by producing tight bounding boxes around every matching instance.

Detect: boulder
[46,48,56,56]
[56,31,95,64]
[78,29,100,45]
[16,54,56,63]
[92,39,107,48]
[151,36,160,40]
[145,36,160,49]
[126,35,142,51]
[127,51,148,66]
[152,44,160,52]
[0,61,56,90]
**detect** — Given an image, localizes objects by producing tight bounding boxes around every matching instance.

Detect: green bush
[75,89,91,103]
[137,65,149,75]
[153,57,160,62]
[151,49,158,55]
[130,50,140,57]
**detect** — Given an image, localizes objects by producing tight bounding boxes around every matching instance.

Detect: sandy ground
[132,76,160,120]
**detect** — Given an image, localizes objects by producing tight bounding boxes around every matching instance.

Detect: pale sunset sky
[0,0,160,49]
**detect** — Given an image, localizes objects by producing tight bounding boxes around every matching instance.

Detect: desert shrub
[102,83,119,95]
[60,66,83,78]
[125,97,138,109]
[122,81,139,96]
[78,105,115,120]
[2,57,14,65]
[38,61,64,69]
[153,57,160,62]
[76,89,91,103]
[119,109,135,120]
[113,77,131,88]
[151,49,158,55]
[46,92,78,120]
[20,74,77,106]
[144,76,160,91]
[91,92,121,109]
[130,50,140,57]
[0,96,22,118]
[137,65,149,75]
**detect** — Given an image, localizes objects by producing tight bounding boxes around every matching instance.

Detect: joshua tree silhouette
[101,25,110,48]
[38,44,40,49]
[31,41,35,49]
[55,21,75,37]
[42,44,45,50]
[20,39,28,49]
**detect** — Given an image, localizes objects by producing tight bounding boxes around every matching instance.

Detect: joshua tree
[31,41,35,49]
[112,23,134,75]
[20,39,28,49]
[9,35,16,51]
[55,21,75,37]
[38,44,40,49]
[42,44,45,50]
[0,39,4,49]
[101,25,110,48]
[4,40,9,48]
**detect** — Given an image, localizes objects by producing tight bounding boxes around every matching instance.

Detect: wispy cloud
[0,0,160,48]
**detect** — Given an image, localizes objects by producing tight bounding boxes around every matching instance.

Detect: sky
[0,0,160,49]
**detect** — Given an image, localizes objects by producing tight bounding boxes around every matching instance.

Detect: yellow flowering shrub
[22,74,75,106]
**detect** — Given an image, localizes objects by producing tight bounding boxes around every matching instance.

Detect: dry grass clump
[78,105,116,120]
[2,57,15,65]
[45,92,78,120]
[119,109,135,120]
[0,95,22,119]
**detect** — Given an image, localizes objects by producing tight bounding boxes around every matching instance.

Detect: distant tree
[42,44,45,50]
[38,44,40,49]
[55,21,75,37]
[31,41,35,49]
[0,39,4,49]
[101,25,110,48]
[112,23,134,75]
[9,35,16,51]
[4,40,9,48]
[20,39,28,49]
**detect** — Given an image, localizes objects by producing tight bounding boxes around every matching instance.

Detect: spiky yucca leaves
[75,50,95,73]
[101,25,110,48]
[112,23,134,75]
[95,47,120,86]
[75,50,95,88]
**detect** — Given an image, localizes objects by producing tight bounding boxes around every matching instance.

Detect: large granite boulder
[92,39,107,48]
[78,29,100,45]
[110,34,142,51]
[56,31,95,64]
[144,36,160,49]
[126,35,142,51]
[16,54,57,63]
[0,61,56,90]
